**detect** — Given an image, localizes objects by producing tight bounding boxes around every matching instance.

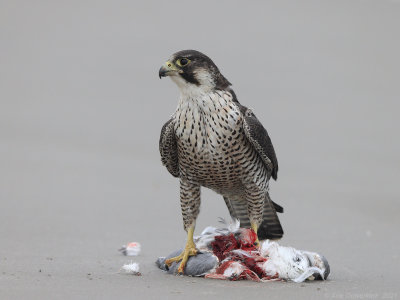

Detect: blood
[208,228,278,281]
[210,233,239,261]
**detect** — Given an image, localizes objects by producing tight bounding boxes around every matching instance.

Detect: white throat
[170,69,215,99]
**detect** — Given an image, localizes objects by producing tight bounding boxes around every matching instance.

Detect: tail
[223,192,284,240]
[257,192,284,240]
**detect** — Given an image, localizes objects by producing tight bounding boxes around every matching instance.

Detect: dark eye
[179,58,189,66]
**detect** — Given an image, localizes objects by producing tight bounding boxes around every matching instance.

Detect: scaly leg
[165,226,197,274]
[251,222,260,246]
[165,179,200,274]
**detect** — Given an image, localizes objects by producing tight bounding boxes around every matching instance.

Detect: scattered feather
[121,261,141,275]
[119,242,141,256]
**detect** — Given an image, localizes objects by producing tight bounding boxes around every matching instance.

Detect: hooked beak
[159,61,182,79]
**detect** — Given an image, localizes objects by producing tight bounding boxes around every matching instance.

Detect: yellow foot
[251,222,260,247]
[165,227,197,274]
[165,245,197,274]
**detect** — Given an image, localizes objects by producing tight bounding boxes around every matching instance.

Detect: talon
[165,252,184,267]
[165,227,198,274]
[165,246,197,274]
[251,222,260,247]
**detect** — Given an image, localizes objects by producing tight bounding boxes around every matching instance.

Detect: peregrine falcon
[159,50,283,274]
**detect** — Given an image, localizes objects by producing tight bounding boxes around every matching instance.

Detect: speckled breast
[174,91,256,193]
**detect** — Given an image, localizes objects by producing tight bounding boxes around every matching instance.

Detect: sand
[1,0,399,299]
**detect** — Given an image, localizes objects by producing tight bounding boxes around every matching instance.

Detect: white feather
[223,262,245,277]
[260,240,325,282]
[121,261,140,275]
[292,267,325,283]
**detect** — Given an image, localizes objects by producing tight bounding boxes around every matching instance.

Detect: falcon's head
[159,50,231,94]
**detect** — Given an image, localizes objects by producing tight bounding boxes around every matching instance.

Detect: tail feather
[271,200,284,213]
[257,194,284,240]
[223,192,284,240]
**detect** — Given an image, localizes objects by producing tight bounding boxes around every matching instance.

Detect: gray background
[1,0,399,299]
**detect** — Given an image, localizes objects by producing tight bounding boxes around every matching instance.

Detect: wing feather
[241,106,279,180]
[159,118,179,177]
